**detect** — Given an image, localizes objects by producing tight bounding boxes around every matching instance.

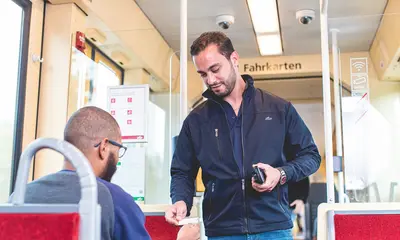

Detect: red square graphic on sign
[127,97,132,103]
[127,110,132,115]
[111,98,116,103]
[127,120,132,125]
[111,110,115,115]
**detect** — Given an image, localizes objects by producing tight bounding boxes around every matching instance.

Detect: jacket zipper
[211,129,218,222]
[207,182,215,221]
[240,101,249,233]
[215,129,222,161]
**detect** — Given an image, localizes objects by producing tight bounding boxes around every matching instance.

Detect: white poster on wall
[342,58,373,192]
[111,143,146,203]
[107,85,149,143]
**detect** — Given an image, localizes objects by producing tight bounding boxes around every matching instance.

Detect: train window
[67,40,123,117]
[91,46,123,109]
[93,46,123,82]
[91,61,120,110]
[0,0,31,202]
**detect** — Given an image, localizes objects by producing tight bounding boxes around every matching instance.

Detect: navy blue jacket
[170,75,321,237]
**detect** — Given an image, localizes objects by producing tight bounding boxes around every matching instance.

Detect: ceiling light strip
[247,0,282,55]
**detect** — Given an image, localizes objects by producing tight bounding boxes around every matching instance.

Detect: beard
[208,63,237,98]
[101,153,117,182]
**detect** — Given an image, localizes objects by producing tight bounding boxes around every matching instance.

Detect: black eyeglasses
[94,139,127,158]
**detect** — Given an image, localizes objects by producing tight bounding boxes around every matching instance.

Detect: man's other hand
[290,199,305,215]
[165,200,187,225]
[252,163,280,192]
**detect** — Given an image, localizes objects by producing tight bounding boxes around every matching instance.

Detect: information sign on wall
[107,85,149,143]
[350,57,370,123]
[350,57,369,97]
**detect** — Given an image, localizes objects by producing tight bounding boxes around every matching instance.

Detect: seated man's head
[63,106,125,182]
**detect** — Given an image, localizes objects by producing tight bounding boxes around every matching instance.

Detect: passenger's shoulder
[31,170,77,181]
[98,180,150,239]
[24,171,79,191]
[95,179,116,239]
[96,179,114,205]
[97,179,141,209]
[97,178,128,197]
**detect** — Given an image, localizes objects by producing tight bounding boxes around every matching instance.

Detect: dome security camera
[296,9,315,25]
[216,15,235,30]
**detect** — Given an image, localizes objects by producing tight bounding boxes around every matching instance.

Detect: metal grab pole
[199,194,206,240]
[320,0,335,204]
[331,29,345,203]
[180,0,188,127]
[169,50,179,203]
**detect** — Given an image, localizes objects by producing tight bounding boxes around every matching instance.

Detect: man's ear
[98,138,109,160]
[230,51,240,68]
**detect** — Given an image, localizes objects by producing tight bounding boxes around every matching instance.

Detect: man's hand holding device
[252,163,286,192]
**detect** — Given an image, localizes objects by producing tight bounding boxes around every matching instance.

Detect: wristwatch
[277,167,287,185]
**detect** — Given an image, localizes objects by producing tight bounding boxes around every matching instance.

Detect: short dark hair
[64,106,120,154]
[190,31,235,59]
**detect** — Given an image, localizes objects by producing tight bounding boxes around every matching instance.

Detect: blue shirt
[219,81,251,177]
[98,178,151,240]
[221,101,244,176]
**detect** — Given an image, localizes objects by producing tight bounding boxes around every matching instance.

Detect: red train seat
[0,212,80,240]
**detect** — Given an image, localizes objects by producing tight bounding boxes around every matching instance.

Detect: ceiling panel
[135,0,258,58]
[134,0,387,57]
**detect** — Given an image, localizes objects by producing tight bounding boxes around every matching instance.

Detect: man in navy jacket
[166,31,321,239]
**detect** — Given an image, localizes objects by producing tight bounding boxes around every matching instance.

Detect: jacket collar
[202,74,255,101]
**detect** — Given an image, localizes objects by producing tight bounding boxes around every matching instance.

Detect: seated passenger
[10,106,150,240]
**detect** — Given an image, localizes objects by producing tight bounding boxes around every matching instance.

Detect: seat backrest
[0,212,80,240]
[3,138,100,240]
[334,213,400,240]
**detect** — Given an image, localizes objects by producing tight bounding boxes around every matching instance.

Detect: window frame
[9,0,32,193]
[86,40,125,84]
